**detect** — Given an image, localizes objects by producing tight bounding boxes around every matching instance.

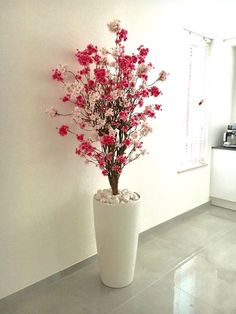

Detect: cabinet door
[210,149,236,202]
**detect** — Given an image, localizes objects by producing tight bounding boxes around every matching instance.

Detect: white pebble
[94,188,140,205]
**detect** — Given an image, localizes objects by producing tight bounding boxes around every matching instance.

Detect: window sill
[177,162,208,173]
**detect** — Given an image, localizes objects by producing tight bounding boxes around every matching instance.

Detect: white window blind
[178,30,212,172]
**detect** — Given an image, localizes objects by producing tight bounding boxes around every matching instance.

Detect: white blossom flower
[109,61,117,68]
[73,106,81,117]
[100,56,109,66]
[137,63,150,77]
[158,70,169,81]
[111,47,120,57]
[108,126,117,137]
[130,131,138,139]
[65,81,82,97]
[140,123,153,136]
[46,107,58,118]
[141,149,147,156]
[89,92,100,103]
[100,47,108,55]
[110,90,119,100]
[107,19,121,33]
[96,118,106,129]
[59,64,68,74]
[105,108,114,117]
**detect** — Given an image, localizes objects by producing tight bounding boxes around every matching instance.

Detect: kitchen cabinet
[210,147,236,210]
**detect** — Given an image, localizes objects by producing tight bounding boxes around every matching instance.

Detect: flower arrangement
[47,19,167,197]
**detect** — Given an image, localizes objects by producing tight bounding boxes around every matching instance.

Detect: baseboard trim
[139,201,211,238]
[0,255,97,302]
[211,197,236,211]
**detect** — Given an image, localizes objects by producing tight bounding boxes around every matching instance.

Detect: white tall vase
[93,194,140,288]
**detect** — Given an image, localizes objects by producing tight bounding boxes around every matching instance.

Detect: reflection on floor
[1,204,236,314]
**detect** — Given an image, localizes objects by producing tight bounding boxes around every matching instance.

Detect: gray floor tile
[149,206,236,258]
[182,206,236,234]
[174,229,236,313]
[111,273,223,314]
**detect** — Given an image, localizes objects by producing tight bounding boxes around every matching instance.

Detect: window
[178,30,212,172]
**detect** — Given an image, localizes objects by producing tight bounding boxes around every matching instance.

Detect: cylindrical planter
[93,194,140,288]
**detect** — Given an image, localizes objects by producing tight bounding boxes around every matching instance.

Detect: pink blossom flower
[135,141,143,149]
[75,50,93,66]
[80,67,90,75]
[130,118,139,127]
[111,121,120,128]
[86,44,98,55]
[88,80,95,89]
[101,135,115,146]
[112,165,122,174]
[123,139,131,147]
[75,148,81,156]
[138,99,144,107]
[76,95,85,107]
[154,104,162,111]
[119,111,129,121]
[58,125,69,136]
[118,56,135,73]
[75,74,82,80]
[121,125,130,132]
[116,29,128,43]
[105,152,113,161]
[144,106,155,118]
[79,121,86,129]
[93,54,102,64]
[52,69,63,81]
[76,134,84,141]
[116,155,127,164]
[102,169,109,176]
[138,45,149,57]
[61,95,70,102]
[94,68,107,84]
[122,79,129,88]
[98,160,105,168]
[78,140,94,156]
[131,55,138,63]
[142,89,149,97]
[149,86,161,97]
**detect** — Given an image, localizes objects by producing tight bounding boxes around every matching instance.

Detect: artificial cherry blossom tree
[47,19,167,195]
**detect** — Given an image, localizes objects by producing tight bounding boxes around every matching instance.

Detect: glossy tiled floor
[1,204,236,314]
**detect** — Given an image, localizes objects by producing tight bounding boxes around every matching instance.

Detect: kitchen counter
[212,145,236,151]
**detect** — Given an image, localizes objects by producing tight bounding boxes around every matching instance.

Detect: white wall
[0,0,234,299]
[208,40,234,146]
[232,48,236,122]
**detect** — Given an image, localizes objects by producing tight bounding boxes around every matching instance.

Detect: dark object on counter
[223,123,236,148]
